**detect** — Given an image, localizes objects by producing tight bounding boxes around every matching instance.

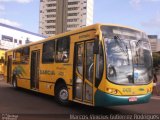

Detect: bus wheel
[55,84,69,105]
[12,76,17,88]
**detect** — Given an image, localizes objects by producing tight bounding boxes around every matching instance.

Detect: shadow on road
[10,87,136,115]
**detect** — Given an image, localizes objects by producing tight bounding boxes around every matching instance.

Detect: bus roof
[6,23,145,52]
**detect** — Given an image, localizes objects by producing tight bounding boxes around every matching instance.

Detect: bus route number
[123,88,131,93]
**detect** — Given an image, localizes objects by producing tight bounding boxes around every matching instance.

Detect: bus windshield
[101,26,153,84]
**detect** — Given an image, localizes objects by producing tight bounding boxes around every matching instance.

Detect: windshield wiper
[114,36,130,65]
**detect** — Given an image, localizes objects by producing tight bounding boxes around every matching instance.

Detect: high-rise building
[148,35,158,52]
[39,0,94,37]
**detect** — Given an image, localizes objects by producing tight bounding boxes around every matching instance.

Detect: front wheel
[55,85,69,105]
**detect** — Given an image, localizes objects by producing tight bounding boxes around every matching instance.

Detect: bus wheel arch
[54,78,69,105]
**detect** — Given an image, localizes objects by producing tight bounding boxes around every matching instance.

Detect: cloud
[146,0,160,1]
[130,0,160,9]
[130,0,141,9]
[141,12,160,28]
[0,5,5,15]
[0,5,5,11]
[0,0,32,3]
[0,18,21,27]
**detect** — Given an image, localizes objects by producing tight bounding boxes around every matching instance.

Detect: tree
[152,53,160,69]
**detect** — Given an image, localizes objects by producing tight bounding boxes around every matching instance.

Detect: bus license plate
[129,97,137,102]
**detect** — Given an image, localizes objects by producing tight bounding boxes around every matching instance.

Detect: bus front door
[74,41,95,105]
[31,50,40,90]
[7,55,12,83]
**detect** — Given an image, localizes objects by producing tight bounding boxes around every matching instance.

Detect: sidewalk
[152,71,160,97]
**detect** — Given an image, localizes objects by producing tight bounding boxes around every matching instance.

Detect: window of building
[67,24,79,28]
[45,31,55,34]
[46,25,55,29]
[67,19,78,22]
[19,40,22,44]
[68,7,78,11]
[46,20,56,23]
[56,37,70,63]
[46,4,56,7]
[47,9,56,12]
[47,0,55,2]
[46,14,56,18]
[2,35,13,42]
[68,13,78,16]
[42,40,55,63]
[14,39,17,43]
[68,1,79,5]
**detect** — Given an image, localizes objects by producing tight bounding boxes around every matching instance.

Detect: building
[148,35,158,52]
[0,23,46,50]
[39,0,94,37]
[156,38,160,52]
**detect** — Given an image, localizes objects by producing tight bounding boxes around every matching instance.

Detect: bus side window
[56,36,70,63]
[86,42,94,83]
[15,49,22,63]
[0,56,4,63]
[4,53,7,65]
[21,47,30,64]
[42,40,55,63]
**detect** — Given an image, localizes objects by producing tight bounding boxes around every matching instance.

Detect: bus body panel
[95,90,151,106]
[98,79,153,96]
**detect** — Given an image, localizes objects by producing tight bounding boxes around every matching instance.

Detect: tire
[12,75,17,88]
[55,84,69,105]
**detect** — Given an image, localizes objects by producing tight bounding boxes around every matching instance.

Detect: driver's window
[86,42,94,83]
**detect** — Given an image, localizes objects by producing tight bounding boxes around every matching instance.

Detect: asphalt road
[0,80,160,120]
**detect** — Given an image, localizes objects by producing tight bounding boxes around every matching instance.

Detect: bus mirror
[94,37,99,54]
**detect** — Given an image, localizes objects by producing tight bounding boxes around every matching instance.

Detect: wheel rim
[59,89,68,101]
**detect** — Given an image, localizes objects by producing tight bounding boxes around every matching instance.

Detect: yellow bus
[4,24,153,106]
[0,50,5,80]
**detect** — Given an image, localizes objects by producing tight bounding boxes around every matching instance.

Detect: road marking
[151,96,160,100]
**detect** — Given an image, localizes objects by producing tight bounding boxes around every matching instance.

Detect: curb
[151,96,160,100]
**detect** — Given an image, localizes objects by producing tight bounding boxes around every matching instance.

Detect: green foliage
[152,53,160,68]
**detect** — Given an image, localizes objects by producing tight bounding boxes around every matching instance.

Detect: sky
[0,0,160,38]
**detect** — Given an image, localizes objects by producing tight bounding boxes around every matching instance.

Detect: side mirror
[93,37,99,54]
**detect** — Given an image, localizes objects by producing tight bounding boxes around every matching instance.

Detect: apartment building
[39,0,94,37]
[148,35,158,52]
[156,38,160,52]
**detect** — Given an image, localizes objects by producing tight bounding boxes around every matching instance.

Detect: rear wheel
[55,84,69,105]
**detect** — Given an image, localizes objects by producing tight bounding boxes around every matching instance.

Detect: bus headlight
[147,87,152,93]
[106,88,120,95]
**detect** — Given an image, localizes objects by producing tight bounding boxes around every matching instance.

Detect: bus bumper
[95,90,152,106]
